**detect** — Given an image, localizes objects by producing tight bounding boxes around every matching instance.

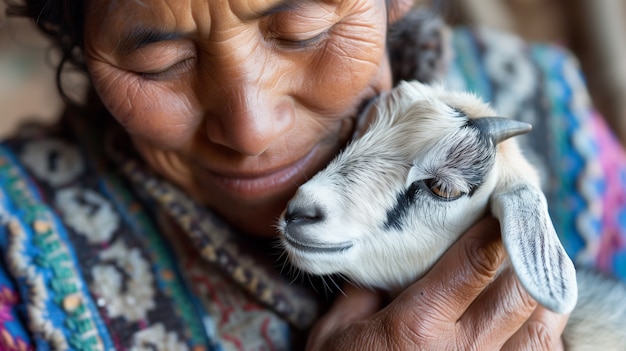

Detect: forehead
[87,0,287,15]
[86,0,334,29]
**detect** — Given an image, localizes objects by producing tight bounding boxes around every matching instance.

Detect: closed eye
[271,31,329,49]
[263,1,338,50]
[138,57,196,80]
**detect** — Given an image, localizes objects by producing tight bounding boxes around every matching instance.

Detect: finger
[501,306,569,351]
[306,285,383,351]
[396,216,506,321]
[459,267,538,347]
[326,285,383,324]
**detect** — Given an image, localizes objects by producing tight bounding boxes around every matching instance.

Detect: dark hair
[5,0,86,104]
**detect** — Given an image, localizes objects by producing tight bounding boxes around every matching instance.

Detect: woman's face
[84,0,397,237]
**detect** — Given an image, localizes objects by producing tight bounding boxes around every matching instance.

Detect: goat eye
[424,179,463,200]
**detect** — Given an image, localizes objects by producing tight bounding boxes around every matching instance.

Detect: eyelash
[139,57,196,80]
[264,5,337,50]
[271,30,329,49]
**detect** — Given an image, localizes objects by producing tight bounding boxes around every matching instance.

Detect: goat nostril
[285,205,325,225]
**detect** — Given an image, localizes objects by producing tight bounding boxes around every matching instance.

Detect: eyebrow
[259,0,301,16]
[252,0,333,19]
[116,27,186,54]
[115,0,320,54]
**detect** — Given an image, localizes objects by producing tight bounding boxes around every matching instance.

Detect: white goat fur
[278,81,626,350]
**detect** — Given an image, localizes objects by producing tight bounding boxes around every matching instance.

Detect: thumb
[306,285,383,351]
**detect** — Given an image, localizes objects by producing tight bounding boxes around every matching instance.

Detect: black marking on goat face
[383,119,497,231]
[384,181,422,231]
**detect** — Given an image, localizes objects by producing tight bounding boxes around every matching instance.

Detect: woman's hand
[306,217,569,350]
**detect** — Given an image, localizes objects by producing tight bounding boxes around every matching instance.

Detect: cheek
[89,63,202,149]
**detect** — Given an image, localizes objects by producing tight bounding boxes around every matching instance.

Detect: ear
[491,184,578,314]
[388,0,416,23]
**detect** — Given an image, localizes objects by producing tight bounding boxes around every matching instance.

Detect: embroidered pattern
[56,187,120,244]
[119,158,319,331]
[130,323,189,351]
[10,134,212,350]
[0,145,111,350]
[91,240,156,322]
[161,216,292,350]
[19,139,85,187]
[98,175,213,349]
[0,279,33,351]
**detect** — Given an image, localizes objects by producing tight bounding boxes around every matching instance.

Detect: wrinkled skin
[82,0,567,349]
[85,0,394,238]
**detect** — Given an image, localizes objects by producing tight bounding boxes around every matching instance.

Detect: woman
[2,0,625,349]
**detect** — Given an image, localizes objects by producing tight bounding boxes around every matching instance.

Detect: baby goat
[278,81,626,350]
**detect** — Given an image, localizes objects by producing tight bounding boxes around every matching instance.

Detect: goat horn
[472,117,532,145]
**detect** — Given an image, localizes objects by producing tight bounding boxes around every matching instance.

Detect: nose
[200,47,295,156]
[284,203,326,227]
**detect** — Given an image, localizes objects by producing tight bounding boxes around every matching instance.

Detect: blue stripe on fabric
[450,28,494,102]
[0,144,116,351]
[529,44,594,261]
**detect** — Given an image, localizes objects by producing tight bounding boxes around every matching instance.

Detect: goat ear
[491,184,578,314]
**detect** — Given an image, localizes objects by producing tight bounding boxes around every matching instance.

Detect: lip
[283,235,353,254]
[205,146,320,199]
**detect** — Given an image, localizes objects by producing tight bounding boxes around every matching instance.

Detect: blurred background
[1,0,626,143]
[446,0,626,145]
[1,0,66,137]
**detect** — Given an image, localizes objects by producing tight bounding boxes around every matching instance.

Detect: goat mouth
[284,236,353,254]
